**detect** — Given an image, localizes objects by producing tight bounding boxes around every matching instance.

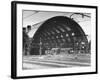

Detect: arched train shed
[29,16,88,55]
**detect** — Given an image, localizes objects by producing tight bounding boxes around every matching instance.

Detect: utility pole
[39,37,42,56]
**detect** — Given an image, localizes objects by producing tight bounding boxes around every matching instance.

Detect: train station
[22,11,91,69]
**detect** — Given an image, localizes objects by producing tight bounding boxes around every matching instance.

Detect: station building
[23,13,91,56]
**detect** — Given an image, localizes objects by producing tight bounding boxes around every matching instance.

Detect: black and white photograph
[22,11,91,70]
[11,1,97,79]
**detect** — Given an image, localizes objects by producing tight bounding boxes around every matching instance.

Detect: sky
[23,10,91,41]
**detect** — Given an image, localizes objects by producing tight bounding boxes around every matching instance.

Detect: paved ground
[22,54,91,70]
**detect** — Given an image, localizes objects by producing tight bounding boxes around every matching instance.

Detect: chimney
[23,27,26,32]
[27,25,31,32]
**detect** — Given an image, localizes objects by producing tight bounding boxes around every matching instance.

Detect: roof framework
[30,16,88,55]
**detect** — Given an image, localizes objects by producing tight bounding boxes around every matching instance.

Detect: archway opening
[30,16,88,55]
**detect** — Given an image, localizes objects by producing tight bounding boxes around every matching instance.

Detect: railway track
[23,55,90,69]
